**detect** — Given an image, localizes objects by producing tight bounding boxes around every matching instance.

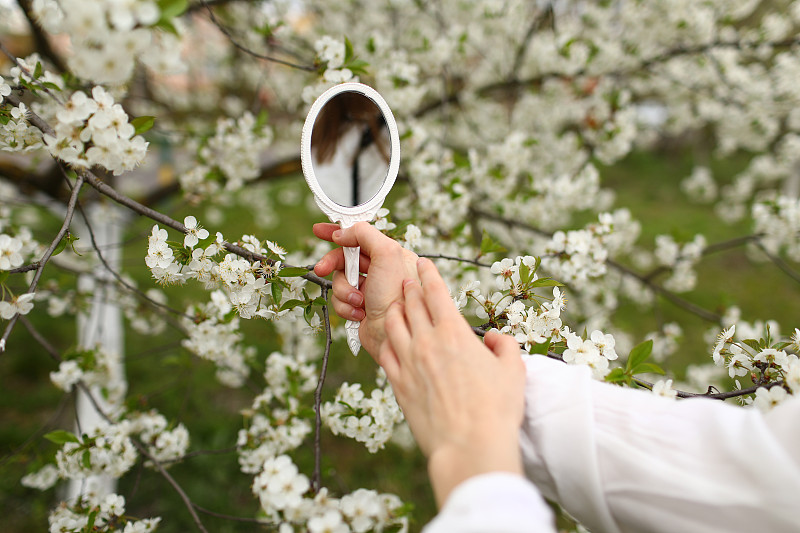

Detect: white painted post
[67,203,128,500]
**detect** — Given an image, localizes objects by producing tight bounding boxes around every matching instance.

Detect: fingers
[416,258,461,324]
[378,339,401,384]
[402,279,433,334]
[314,248,371,277]
[385,301,412,365]
[331,271,365,321]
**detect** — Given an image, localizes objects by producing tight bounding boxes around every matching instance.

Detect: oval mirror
[301,82,400,355]
[311,91,391,207]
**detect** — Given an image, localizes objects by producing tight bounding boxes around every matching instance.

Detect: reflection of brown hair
[312,92,390,164]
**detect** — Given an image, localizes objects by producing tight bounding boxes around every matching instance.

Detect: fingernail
[332,230,342,240]
[402,279,415,288]
[348,293,363,306]
[314,260,324,270]
[352,308,365,320]
[417,257,427,267]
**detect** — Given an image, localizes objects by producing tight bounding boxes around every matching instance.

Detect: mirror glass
[310,91,391,207]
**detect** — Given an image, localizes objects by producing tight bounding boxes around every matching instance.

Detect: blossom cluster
[32,0,184,84]
[323,375,404,453]
[753,196,800,262]
[653,234,706,292]
[49,346,125,406]
[55,422,138,480]
[237,352,316,474]
[181,112,274,199]
[129,411,190,465]
[711,325,800,410]
[252,454,408,532]
[43,87,148,174]
[46,493,160,533]
[542,214,614,284]
[182,297,254,387]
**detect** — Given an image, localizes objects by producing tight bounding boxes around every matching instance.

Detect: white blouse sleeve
[519,355,800,533]
[422,472,557,533]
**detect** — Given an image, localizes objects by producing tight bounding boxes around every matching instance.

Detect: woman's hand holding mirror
[301,82,400,355]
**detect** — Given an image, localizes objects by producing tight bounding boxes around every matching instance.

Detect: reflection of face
[311,92,391,207]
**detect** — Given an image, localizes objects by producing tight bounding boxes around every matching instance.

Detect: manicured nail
[332,230,342,240]
[348,293,363,306]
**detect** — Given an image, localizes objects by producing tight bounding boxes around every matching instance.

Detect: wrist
[427,430,523,507]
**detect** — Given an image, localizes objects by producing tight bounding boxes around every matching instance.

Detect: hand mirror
[301,82,400,355]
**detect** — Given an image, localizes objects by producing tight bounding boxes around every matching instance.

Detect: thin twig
[633,376,785,400]
[755,241,800,284]
[0,41,63,104]
[606,258,721,323]
[20,315,61,363]
[73,380,210,533]
[70,182,193,321]
[312,287,332,494]
[200,0,315,71]
[420,253,492,268]
[0,174,85,353]
[474,208,723,323]
[6,262,40,274]
[191,503,266,524]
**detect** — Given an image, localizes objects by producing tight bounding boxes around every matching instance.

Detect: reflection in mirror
[310,92,391,207]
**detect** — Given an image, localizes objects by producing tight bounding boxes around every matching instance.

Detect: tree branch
[0,174,84,353]
[312,286,332,494]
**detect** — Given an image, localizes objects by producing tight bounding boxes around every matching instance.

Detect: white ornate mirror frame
[300,82,400,355]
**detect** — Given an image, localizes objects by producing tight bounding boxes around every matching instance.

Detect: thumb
[333,221,396,256]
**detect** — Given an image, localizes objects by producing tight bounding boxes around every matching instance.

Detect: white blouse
[424,355,800,532]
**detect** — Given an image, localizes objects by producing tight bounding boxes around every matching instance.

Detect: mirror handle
[343,245,362,355]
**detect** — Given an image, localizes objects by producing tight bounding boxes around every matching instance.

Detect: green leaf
[626,339,653,372]
[742,338,761,352]
[344,37,354,63]
[130,116,155,135]
[34,61,43,79]
[278,267,309,277]
[42,81,62,91]
[632,362,665,375]
[52,235,68,257]
[279,298,304,312]
[303,304,314,325]
[313,296,328,307]
[271,282,282,305]
[528,340,550,355]
[479,230,507,257]
[0,270,9,284]
[44,430,80,445]
[154,18,179,34]
[82,449,92,469]
[604,367,627,384]
[158,0,188,19]
[530,277,563,288]
[346,59,370,76]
